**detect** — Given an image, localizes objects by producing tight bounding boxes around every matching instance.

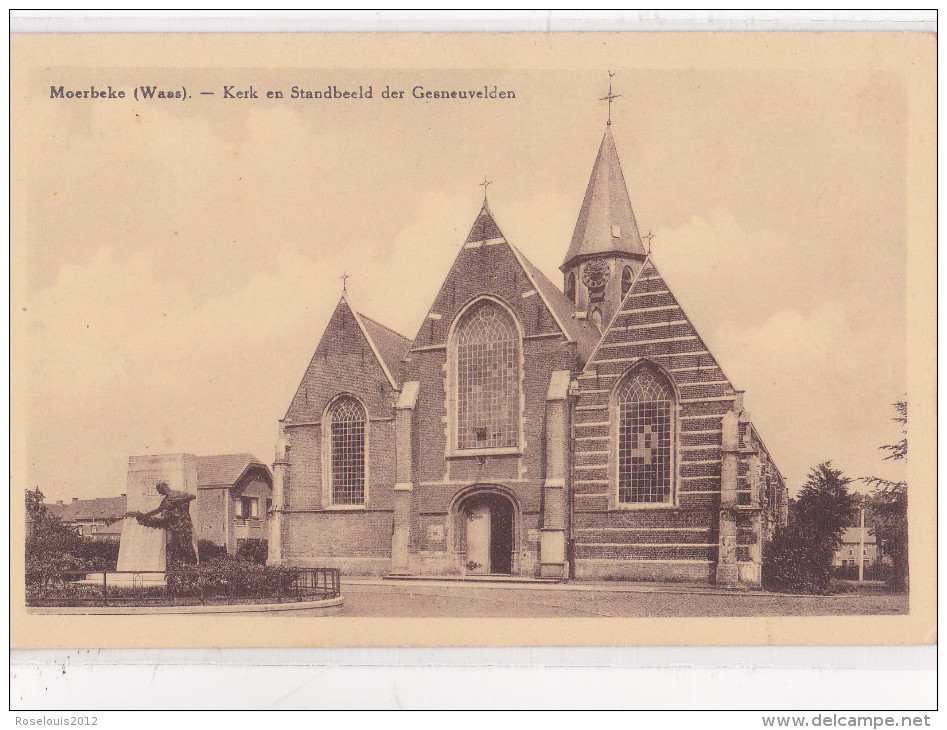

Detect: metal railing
[26,567,341,607]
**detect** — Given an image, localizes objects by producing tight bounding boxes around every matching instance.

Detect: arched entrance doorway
[454,489,516,576]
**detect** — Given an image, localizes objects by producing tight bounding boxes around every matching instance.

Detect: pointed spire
[464,200,505,244]
[561,125,645,269]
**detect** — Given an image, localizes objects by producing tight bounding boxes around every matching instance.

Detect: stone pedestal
[117,453,198,573]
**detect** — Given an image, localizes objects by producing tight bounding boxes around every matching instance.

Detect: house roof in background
[46,495,126,522]
[197,453,270,487]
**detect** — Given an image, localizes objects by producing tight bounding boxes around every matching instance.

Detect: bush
[762,525,835,594]
[832,563,892,582]
[235,539,268,565]
[197,540,228,562]
[166,558,297,598]
[73,540,119,570]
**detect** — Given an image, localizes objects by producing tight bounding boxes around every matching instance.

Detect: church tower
[560,124,647,331]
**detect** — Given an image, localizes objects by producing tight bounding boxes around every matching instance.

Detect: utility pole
[858,499,866,582]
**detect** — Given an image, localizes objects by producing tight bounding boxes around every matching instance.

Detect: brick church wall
[279,298,400,572]
[572,260,734,582]
[399,234,581,577]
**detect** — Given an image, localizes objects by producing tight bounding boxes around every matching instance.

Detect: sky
[16,53,911,502]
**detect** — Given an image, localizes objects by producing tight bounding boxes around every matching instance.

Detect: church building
[267,120,787,587]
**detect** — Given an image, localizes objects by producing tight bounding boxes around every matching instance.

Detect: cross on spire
[479,175,492,203]
[340,271,350,293]
[599,70,621,126]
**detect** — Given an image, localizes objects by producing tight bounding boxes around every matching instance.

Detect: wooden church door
[465,503,491,574]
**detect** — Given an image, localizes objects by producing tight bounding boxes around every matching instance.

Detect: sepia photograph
[10,29,935,653]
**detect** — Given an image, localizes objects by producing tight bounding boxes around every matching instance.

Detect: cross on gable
[479,175,492,202]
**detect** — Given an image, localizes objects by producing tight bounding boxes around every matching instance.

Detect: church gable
[407,204,586,354]
[571,258,740,516]
[584,258,737,402]
[284,296,401,423]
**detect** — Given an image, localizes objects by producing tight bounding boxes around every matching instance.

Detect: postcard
[10,31,935,648]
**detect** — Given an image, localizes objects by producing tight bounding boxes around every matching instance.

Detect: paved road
[274,581,908,617]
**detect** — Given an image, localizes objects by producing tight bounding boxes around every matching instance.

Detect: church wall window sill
[611,501,680,511]
[448,447,522,458]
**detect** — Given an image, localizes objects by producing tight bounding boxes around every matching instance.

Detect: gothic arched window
[454,300,520,450]
[327,396,366,505]
[565,272,576,304]
[615,363,675,504]
[621,266,633,298]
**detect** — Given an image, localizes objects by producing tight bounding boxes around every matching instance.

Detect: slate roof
[196,453,270,487]
[508,241,601,365]
[562,125,646,268]
[357,312,412,384]
[465,203,504,243]
[46,495,126,523]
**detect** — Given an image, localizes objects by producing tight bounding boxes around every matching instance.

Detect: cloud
[21,187,480,500]
[712,301,906,493]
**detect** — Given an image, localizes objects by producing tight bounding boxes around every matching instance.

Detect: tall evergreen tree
[764,462,858,594]
[794,462,860,547]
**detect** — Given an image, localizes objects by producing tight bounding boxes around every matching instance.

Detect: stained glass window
[455,302,519,450]
[617,365,674,503]
[329,397,366,505]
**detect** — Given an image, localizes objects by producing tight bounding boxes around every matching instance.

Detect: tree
[794,462,860,547]
[863,401,908,591]
[24,487,86,585]
[763,462,858,594]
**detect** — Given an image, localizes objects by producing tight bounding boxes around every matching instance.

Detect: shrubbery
[197,539,228,562]
[25,488,119,586]
[762,462,858,595]
[832,563,890,582]
[197,539,268,564]
[165,558,297,598]
[762,525,835,594]
[235,538,268,565]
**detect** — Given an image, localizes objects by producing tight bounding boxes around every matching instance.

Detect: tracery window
[454,301,520,450]
[328,396,366,505]
[616,364,674,504]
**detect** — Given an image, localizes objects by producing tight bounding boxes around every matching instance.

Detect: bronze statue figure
[119,482,199,566]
